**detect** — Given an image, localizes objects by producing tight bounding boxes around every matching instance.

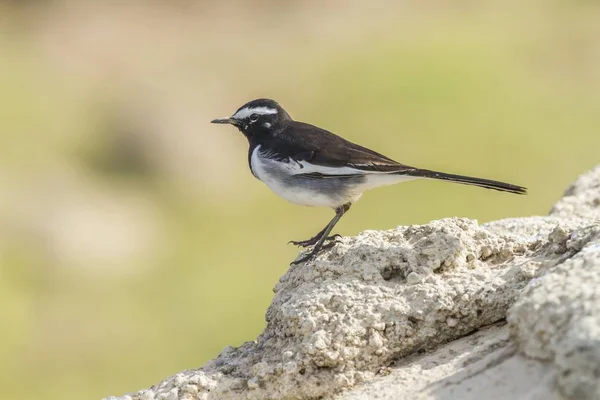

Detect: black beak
[211,118,237,125]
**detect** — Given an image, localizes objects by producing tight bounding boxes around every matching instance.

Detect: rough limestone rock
[106,166,600,400]
[508,234,600,399]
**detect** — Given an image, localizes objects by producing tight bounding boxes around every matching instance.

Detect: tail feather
[403,169,527,195]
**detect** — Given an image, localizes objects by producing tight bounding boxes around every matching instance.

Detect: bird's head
[211,98,291,138]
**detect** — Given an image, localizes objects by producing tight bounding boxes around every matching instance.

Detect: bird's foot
[288,234,341,248]
[290,240,337,265]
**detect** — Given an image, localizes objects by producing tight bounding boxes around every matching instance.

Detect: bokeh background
[1,1,599,399]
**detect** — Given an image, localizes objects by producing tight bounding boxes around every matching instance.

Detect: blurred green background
[1,1,599,399]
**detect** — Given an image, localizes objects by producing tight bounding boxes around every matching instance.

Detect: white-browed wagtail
[212,98,526,264]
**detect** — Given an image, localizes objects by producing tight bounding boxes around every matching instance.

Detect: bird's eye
[249,113,259,122]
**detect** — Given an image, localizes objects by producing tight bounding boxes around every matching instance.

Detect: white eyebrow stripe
[232,106,278,119]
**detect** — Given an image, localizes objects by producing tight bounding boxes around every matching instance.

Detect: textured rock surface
[337,323,560,400]
[105,166,600,400]
[508,234,600,399]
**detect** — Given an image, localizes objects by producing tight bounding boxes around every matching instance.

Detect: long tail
[402,169,527,194]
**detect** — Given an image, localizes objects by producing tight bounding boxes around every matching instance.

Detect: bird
[211,98,526,264]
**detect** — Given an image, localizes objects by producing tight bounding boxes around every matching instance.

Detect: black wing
[258,121,527,194]
[269,120,415,174]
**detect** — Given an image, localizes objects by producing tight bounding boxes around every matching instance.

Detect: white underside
[250,145,417,208]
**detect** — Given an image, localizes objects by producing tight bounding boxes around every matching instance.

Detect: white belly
[250,145,344,207]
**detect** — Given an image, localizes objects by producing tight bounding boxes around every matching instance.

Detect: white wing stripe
[256,147,402,176]
[295,160,399,176]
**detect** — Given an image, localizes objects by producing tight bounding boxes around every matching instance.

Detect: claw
[290,238,339,265]
[290,253,314,265]
[288,234,342,248]
[288,239,315,247]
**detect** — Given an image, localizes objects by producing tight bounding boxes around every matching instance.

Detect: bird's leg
[289,224,341,248]
[291,203,351,265]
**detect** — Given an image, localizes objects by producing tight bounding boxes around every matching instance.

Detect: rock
[337,323,560,400]
[105,166,600,400]
[550,165,600,219]
[508,237,600,399]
